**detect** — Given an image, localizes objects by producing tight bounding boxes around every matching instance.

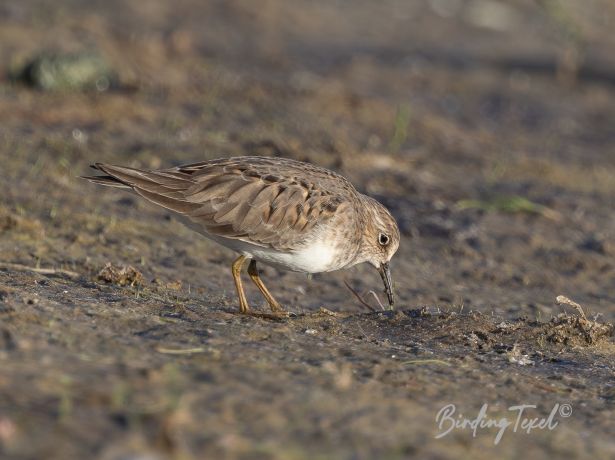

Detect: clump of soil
[152,278,183,291]
[361,307,614,354]
[96,263,143,286]
[542,313,614,346]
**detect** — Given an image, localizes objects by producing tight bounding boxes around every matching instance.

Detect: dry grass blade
[0,262,80,279]
[457,195,562,221]
[367,290,387,311]
[156,347,207,355]
[402,359,451,366]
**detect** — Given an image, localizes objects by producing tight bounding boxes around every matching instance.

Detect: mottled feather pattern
[87,157,361,252]
[84,155,400,310]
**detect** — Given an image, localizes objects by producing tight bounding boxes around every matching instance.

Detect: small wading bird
[84,156,400,315]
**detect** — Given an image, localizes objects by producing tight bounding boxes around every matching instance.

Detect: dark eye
[378,233,390,246]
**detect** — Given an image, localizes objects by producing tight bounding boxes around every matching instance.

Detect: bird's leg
[247,260,284,313]
[231,255,250,313]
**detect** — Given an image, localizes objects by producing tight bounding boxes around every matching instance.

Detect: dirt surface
[1,1,615,459]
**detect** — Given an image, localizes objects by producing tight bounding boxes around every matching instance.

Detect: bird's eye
[378,233,390,246]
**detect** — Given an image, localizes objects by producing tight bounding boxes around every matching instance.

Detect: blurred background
[1,1,615,459]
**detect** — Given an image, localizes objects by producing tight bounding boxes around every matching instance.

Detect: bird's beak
[378,262,394,309]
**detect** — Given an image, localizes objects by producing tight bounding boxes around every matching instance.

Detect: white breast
[176,215,342,273]
[246,240,338,273]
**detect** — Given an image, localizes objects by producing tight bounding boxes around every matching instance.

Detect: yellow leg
[248,260,284,312]
[231,255,249,313]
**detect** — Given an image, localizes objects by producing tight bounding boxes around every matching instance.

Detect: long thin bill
[378,262,394,309]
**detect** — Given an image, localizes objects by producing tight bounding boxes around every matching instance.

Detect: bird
[83,156,400,315]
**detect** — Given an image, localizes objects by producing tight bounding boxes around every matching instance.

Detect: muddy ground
[1,1,615,459]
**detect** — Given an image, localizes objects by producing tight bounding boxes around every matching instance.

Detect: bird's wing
[87,158,355,251]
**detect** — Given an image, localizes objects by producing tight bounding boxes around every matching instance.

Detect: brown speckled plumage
[84,156,400,314]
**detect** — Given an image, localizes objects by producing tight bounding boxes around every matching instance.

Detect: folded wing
[84,159,352,250]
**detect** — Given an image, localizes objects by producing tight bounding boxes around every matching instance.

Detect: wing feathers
[85,159,355,250]
[135,188,202,214]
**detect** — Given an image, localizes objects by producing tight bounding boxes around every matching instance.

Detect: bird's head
[358,196,400,308]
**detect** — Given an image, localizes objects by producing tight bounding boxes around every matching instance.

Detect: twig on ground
[343,280,376,312]
[318,307,341,317]
[556,295,587,320]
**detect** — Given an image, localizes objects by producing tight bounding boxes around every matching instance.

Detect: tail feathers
[85,163,192,191]
[82,174,132,189]
[82,163,167,190]
[83,163,203,215]
[82,163,201,215]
